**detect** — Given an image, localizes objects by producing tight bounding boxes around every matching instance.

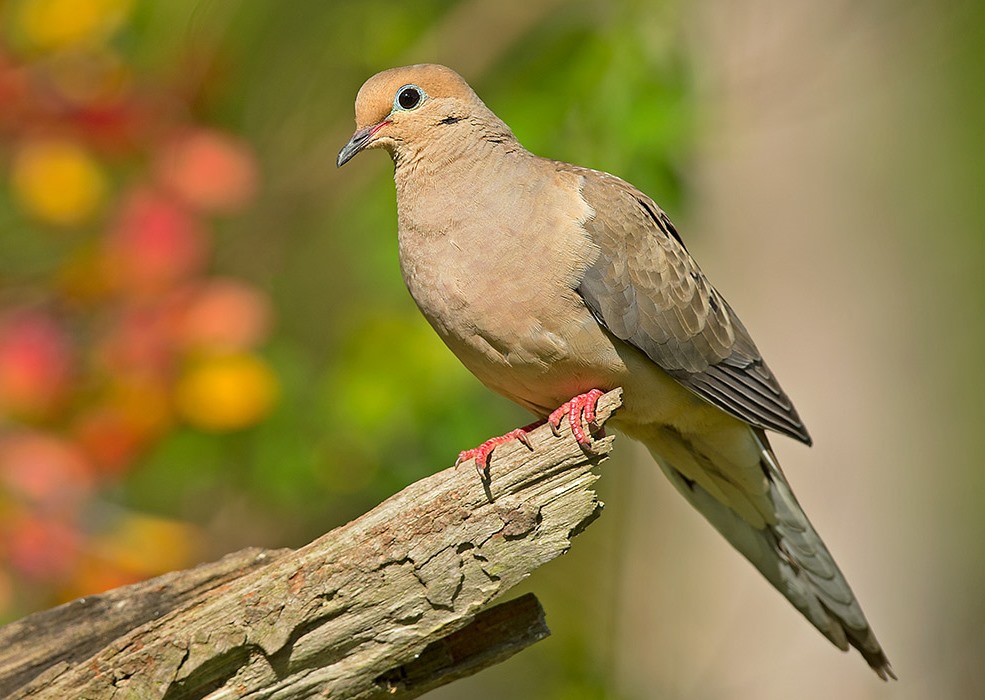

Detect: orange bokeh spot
[175,353,279,432]
[176,278,272,352]
[72,373,172,476]
[92,512,200,575]
[72,406,146,477]
[156,129,259,214]
[56,244,116,305]
[62,512,200,600]
[60,556,142,601]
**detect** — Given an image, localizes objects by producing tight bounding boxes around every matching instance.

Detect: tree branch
[0,389,622,699]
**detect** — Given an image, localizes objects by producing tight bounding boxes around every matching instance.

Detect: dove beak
[337,120,391,167]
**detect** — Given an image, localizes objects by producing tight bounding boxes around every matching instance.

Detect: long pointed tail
[643,424,894,679]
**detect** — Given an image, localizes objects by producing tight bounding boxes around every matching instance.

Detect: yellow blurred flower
[12,139,107,226]
[61,512,202,600]
[175,353,279,432]
[90,512,200,575]
[16,0,133,51]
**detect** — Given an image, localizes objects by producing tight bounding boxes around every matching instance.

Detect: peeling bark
[0,390,622,699]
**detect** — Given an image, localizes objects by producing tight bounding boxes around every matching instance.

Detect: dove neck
[395,141,537,239]
[392,108,519,175]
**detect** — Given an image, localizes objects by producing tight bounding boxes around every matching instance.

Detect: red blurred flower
[0,430,93,510]
[105,187,209,296]
[0,311,74,420]
[6,514,82,581]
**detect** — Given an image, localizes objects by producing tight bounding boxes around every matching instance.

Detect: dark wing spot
[659,212,687,251]
[637,197,688,251]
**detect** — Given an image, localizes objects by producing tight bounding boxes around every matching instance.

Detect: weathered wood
[375,593,549,698]
[0,548,290,697]
[0,389,622,700]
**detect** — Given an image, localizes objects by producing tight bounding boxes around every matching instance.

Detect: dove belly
[403,256,707,430]
[428,294,615,416]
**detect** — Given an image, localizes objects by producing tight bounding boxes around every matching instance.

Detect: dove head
[337,64,515,168]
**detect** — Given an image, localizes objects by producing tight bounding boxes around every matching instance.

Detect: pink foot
[456,390,606,476]
[456,421,542,475]
[547,389,606,447]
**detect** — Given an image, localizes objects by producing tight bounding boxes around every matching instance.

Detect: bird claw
[547,389,606,449]
[456,426,536,476]
[456,390,605,476]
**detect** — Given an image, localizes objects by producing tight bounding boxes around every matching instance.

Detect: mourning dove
[338,64,893,679]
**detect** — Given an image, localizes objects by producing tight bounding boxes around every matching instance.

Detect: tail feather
[644,424,895,680]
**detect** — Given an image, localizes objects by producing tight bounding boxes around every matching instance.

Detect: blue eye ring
[394,84,426,111]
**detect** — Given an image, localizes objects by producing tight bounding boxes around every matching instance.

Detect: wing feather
[568,165,812,444]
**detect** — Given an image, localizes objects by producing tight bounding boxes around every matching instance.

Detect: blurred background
[0,0,981,698]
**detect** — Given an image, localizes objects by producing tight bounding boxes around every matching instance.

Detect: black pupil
[398,87,420,110]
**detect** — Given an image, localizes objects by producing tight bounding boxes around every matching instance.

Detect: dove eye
[395,85,424,111]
